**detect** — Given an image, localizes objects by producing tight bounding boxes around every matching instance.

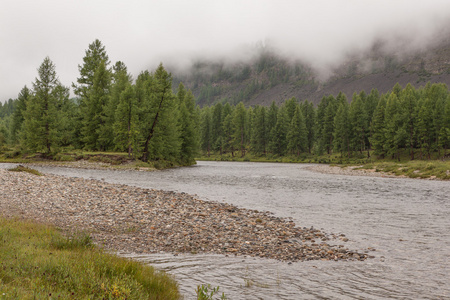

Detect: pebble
[0,168,370,262]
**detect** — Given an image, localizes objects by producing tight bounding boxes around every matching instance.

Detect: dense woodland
[0,40,199,165]
[0,39,449,164]
[197,83,450,161]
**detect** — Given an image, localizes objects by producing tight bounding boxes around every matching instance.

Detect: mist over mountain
[171,30,450,106]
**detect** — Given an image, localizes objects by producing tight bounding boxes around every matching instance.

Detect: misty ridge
[166,20,450,106]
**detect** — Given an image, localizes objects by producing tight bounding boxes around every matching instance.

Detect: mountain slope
[172,40,450,106]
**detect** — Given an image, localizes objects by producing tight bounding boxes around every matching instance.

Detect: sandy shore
[0,168,371,262]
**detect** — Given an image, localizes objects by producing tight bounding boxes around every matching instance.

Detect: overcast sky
[1,0,450,103]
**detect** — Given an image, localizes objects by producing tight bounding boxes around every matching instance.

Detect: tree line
[198,83,450,160]
[0,39,199,165]
[1,39,449,163]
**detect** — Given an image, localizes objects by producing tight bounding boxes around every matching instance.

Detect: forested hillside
[172,40,450,107]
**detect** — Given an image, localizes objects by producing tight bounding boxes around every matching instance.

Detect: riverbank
[197,154,450,180]
[0,217,180,299]
[0,168,371,262]
[307,161,450,180]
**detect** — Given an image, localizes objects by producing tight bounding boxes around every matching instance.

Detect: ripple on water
[5,162,449,299]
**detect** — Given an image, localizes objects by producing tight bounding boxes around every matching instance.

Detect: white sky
[1,0,450,102]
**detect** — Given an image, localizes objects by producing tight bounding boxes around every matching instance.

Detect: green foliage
[7,165,43,176]
[0,217,180,299]
[196,82,449,169]
[21,57,69,155]
[196,284,228,300]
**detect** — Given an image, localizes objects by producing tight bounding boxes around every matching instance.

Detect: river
[3,161,449,299]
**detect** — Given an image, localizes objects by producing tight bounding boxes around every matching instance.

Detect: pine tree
[113,85,139,157]
[200,107,212,156]
[333,102,350,157]
[384,92,406,160]
[287,105,307,155]
[140,63,180,162]
[10,86,30,143]
[301,100,316,153]
[416,97,434,159]
[370,96,387,157]
[349,93,368,154]
[73,39,111,148]
[441,95,450,155]
[400,84,418,160]
[251,105,268,155]
[177,83,199,163]
[22,57,66,155]
[81,60,111,150]
[232,102,247,157]
[322,97,338,154]
[73,39,110,99]
[269,108,288,156]
[211,102,223,153]
[100,61,132,150]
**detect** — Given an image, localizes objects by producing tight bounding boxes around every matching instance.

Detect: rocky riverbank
[0,168,372,262]
[306,164,399,178]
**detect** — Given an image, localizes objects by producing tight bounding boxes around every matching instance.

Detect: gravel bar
[0,168,371,262]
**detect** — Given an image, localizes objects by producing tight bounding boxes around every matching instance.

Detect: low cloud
[1,0,450,102]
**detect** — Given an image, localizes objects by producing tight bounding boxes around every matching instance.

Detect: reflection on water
[2,161,449,299]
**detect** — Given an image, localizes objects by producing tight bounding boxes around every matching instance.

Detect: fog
[1,0,450,102]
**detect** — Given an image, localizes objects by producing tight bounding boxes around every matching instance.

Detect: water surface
[3,161,449,299]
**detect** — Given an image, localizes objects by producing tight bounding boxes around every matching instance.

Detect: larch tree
[10,85,30,143]
[81,60,111,150]
[113,85,139,157]
[22,57,66,155]
[287,105,307,155]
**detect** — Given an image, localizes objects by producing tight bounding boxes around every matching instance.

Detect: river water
[3,161,449,299]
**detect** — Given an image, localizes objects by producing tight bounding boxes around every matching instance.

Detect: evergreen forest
[0,39,449,166]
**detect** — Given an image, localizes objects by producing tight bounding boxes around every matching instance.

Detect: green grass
[7,165,43,176]
[197,151,450,180]
[0,217,180,299]
[358,160,450,180]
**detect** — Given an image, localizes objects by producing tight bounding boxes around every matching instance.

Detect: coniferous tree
[400,84,418,160]
[322,97,338,154]
[140,63,180,162]
[10,86,30,143]
[416,97,434,159]
[251,105,268,154]
[349,93,368,154]
[232,102,247,157]
[200,106,212,156]
[287,105,307,155]
[370,96,387,157]
[384,92,406,160]
[73,39,110,99]
[177,84,199,163]
[269,108,288,156]
[82,60,111,150]
[333,102,350,157]
[22,57,66,155]
[113,85,139,157]
[211,102,224,153]
[101,61,132,150]
[301,100,316,153]
[441,95,450,155]
[73,39,111,148]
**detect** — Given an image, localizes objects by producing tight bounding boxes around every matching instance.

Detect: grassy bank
[0,217,180,299]
[353,160,450,180]
[196,152,450,180]
[0,148,195,170]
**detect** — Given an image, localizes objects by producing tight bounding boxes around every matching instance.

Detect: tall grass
[0,217,180,299]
